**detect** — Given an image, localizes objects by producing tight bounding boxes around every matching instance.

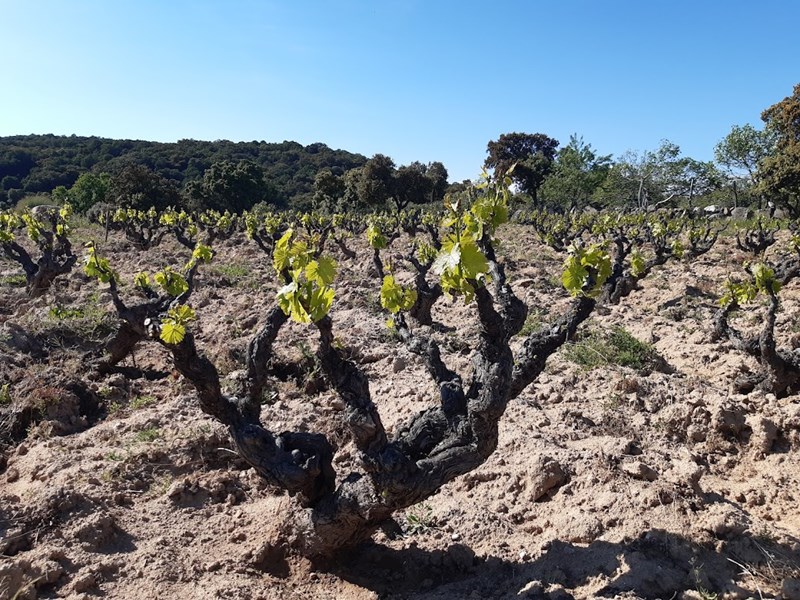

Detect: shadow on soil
[312,525,800,599]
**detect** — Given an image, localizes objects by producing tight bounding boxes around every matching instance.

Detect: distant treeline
[0,134,369,209]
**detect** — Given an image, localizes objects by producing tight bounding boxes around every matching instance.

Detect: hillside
[0,134,368,207]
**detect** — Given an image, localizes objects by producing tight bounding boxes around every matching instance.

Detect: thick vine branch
[509,296,595,400]
[315,316,388,457]
[246,305,289,404]
[165,330,336,506]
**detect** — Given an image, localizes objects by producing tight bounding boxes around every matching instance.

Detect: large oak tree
[484,132,559,203]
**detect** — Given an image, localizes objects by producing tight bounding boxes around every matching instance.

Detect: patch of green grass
[518,308,546,337]
[97,386,115,399]
[41,292,115,342]
[216,263,250,279]
[14,194,54,211]
[130,395,158,410]
[564,326,659,372]
[135,427,161,443]
[211,262,259,290]
[405,503,438,536]
[48,292,105,322]
[0,273,27,287]
[0,383,11,406]
[49,305,88,320]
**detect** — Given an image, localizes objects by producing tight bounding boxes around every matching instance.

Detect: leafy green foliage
[187,243,214,269]
[135,427,162,443]
[416,241,438,265]
[435,234,489,302]
[719,262,781,307]
[752,263,780,295]
[539,134,612,210]
[484,132,559,202]
[184,159,276,213]
[159,304,196,345]
[757,83,800,213]
[630,250,646,277]
[404,504,438,536]
[380,274,418,315]
[432,176,510,303]
[562,243,612,298]
[366,223,388,249]
[0,383,11,406]
[274,228,337,323]
[130,395,158,409]
[67,172,111,213]
[83,242,119,284]
[564,326,659,371]
[134,271,152,291]
[0,134,370,211]
[154,267,189,297]
[0,211,22,243]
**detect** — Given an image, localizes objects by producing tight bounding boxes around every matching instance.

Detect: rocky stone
[518,580,543,597]
[698,504,749,539]
[622,461,659,481]
[782,577,800,600]
[525,456,566,501]
[72,571,97,593]
[730,207,752,220]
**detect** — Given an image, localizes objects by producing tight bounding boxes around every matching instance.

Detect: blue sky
[1,0,797,182]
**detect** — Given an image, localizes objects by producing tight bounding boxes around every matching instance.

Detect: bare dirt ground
[1,221,800,599]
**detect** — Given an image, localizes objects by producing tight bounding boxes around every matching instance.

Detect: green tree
[185,159,277,213]
[392,162,433,211]
[426,161,449,204]
[358,154,396,209]
[67,172,111,213]
[339,154,398,211]
[594,140,720,209]
[341,167,366,211]
[484,132,559,203]
[110,164,181,211]
[715,124,775,206]
[312,169,345,212]
[539,135,611,210]
[715,124,775,185]
[758,82,800,214]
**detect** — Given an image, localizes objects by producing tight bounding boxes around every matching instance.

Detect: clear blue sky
[1,0,797,182]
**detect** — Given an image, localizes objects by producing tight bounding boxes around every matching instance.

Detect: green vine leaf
[154,267,189,297]
[83,242,119,284]
[159,322,186,345]
[380,274,418,314]
[159,304,196,345]
[305,255,337,286]
[562,243,611,298]
[272,228,336,324]
[630,250,646,277]
[367,223,387,250]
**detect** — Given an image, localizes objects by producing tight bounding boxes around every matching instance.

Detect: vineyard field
[1,215,800,600]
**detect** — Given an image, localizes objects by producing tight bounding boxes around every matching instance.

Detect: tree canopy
[539,135,611,210]
[0,134,369,209]
[184,159,277,213]
[758,82,800,213]
[484,132,559,203]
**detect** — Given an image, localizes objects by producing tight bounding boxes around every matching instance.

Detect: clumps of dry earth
[1,223,800,599]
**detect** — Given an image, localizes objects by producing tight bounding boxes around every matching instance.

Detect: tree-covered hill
[0,134,368,207]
